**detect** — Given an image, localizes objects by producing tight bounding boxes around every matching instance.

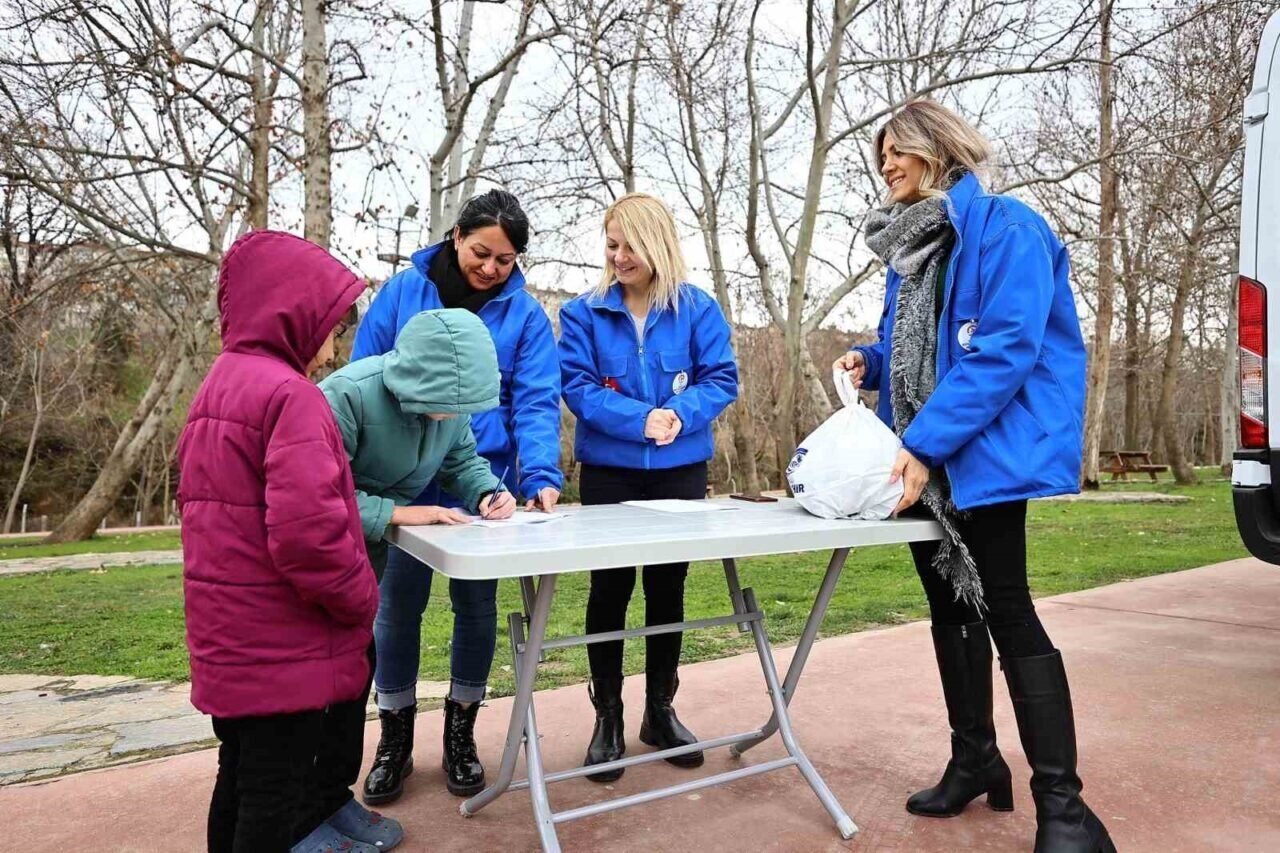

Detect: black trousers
[208,651,373,853]
[908,499,1054,659]
[580,461,708,678]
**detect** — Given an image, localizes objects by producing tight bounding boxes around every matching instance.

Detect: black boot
[638,670,704,768]
[907,622,1014,817]
[1003,651,1116,853]
[362,707,415,806]
[442,697,486,797]
[584,675,626,783]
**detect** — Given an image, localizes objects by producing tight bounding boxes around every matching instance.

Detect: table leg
[509,611,561,852]
[729,547,850,758]
[741,585,858,839]
[461,573,557,817]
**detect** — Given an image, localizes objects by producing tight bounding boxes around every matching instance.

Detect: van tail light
[1240,275,1267,449]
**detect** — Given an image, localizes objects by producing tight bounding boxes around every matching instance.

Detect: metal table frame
[388,502,940,852]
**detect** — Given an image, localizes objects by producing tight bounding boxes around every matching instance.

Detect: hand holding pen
[479,465,517,520]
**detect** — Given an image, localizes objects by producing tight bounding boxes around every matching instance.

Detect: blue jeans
[373,545,498,710]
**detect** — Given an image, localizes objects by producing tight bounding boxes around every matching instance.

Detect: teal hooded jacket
[321,309,501,572]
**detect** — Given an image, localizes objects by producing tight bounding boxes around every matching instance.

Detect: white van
[1233,9,1280,562]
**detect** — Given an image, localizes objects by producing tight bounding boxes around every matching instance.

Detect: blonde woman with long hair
[834,100,1114,852]
[558,193,739,781]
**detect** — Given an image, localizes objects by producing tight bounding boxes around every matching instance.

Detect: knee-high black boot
[907,622,1014,817]
[584,675,626,783]
[1003,651,1115,853]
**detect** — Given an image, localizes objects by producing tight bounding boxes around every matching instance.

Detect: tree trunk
[1154,249,1202,486]
[773,0,849,471]
[301,0,331,247]
[1122,272,1142,448]
[247,0,272,230]
[3,350,43,533]
[1081,0,1117,489]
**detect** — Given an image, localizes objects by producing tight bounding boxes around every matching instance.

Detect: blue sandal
[290,821,378,853]
[325,797,405,850]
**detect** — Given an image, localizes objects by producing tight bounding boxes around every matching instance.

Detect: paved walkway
[0,550,183,576]
[0,675,451,785]
[0,525,180,543]
[4,558,1278,851]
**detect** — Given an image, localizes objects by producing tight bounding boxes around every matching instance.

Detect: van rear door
[1232,9,1280,563]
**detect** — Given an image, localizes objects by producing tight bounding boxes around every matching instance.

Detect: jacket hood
[383,309,500,415]
[218,230,366,372]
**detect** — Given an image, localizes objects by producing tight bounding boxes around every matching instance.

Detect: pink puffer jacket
[177,230,379,718]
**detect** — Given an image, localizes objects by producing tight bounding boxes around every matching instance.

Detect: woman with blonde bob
[834,100,1114,853]
[558,193,738,781]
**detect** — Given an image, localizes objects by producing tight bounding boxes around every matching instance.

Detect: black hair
[455,189,530,254]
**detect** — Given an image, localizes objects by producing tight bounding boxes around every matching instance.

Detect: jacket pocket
[598,354,629,379]
[658,350,693,401]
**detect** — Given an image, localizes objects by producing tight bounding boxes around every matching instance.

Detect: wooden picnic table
[1099,449,1169,482]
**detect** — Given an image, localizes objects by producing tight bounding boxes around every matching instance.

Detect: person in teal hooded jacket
[321,308,516,802]
[351,191,562,806]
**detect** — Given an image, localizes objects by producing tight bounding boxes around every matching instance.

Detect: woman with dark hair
[350,189,562,803]
[834,100,1113,853]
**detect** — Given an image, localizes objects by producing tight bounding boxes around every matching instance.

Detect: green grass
[0,479,1247,697]
[0,530,183,561]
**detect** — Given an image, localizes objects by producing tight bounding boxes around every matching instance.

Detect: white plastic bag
[786,370,904,520]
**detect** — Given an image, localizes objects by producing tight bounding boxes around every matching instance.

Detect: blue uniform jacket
[351,242,562,505]
[852,172,1086,509]
[559,283,738,470]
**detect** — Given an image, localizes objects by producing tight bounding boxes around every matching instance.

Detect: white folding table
[387,498,941,852]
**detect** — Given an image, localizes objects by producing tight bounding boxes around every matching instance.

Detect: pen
[483,465,510,519]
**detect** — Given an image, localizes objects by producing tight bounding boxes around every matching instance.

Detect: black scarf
[430,241,504,315]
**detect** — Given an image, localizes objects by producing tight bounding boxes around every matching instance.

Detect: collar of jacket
[409,240,528,305]
[944,170,982,232]
[588,281,687,314]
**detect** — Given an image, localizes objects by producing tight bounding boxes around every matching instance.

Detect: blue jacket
[351,242,562,504]
[852,172,1086,510]
[559,283,738,470]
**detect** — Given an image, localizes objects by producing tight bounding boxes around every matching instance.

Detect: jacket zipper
[636,313,651,469]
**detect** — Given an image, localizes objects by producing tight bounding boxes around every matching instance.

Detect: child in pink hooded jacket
[178,231,403,853]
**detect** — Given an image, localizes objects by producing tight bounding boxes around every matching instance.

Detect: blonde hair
[873,100,991,200]
[595,193,688,312]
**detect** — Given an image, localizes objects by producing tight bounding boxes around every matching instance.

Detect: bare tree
[4,318,87,533]
[1081,0,1118,488]
[740,0,1099,474]
[0,0,294,540]
[301,0,332,245]
[410,0,562,237]
[659,0,765,492]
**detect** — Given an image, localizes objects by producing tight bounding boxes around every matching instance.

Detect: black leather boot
[362,707,415,806]
[638,670,703,768]
[584,675,626,783]
[907,622,1014,817]
[442,697,486,797]
[1003,651,1116,853]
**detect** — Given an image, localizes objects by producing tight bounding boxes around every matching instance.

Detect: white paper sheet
[468,511,567,529]
[621,499,737,514]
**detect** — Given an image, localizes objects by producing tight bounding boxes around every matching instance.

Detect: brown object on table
[1098,449,1170,482]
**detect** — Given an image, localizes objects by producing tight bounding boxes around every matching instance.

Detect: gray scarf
[864,196,984,611]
